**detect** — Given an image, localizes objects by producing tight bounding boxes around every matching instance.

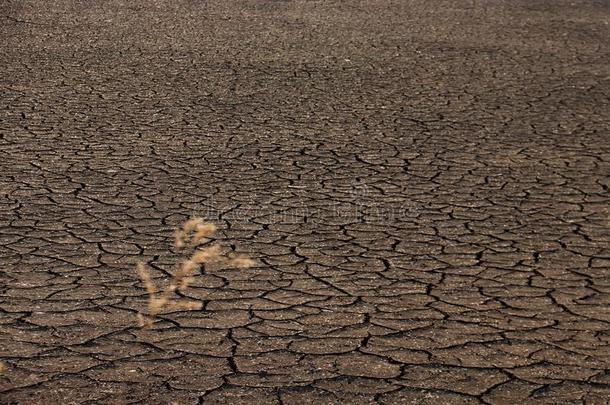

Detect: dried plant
[136,218,254,328]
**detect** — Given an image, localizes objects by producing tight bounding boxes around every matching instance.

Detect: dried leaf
[136,262,156,295]
[191,245,222,264]
[192,223,217,244]
[165,301,203,311]
[183,217,204,233]
[229,256,255,268]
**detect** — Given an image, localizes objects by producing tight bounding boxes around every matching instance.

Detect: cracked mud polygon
[1,1,610,404]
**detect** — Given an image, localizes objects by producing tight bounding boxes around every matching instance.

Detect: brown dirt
[1,0,609,403]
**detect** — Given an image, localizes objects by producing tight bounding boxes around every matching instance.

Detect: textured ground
[1,0,610,403]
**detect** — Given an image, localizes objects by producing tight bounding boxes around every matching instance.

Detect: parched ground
[1,0,609,403]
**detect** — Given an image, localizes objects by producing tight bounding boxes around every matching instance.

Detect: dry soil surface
[1,0,610,403]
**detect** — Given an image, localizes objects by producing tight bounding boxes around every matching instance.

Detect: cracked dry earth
[1,0,610,404]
